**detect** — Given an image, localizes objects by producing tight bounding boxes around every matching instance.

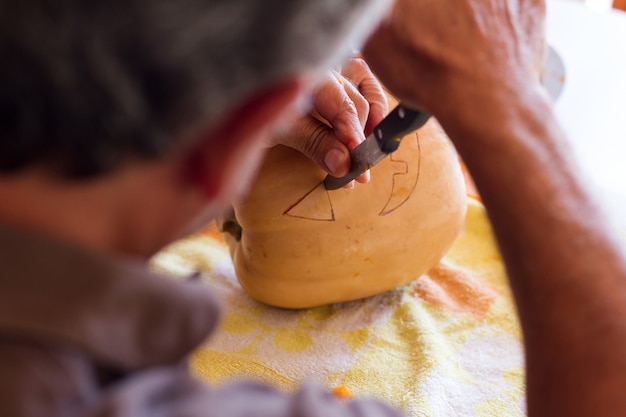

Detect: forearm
[440,84,626,416]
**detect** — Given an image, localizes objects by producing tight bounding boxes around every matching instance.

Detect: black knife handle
[375,104,431,153]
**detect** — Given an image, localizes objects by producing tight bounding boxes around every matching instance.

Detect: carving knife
[323,104,430,190]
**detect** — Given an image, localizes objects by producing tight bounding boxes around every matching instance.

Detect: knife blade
[323,104,430,190]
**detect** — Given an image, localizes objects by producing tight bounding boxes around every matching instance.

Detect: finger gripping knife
[323,104,431,190]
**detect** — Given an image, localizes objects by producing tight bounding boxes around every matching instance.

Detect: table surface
[546,0,626,229]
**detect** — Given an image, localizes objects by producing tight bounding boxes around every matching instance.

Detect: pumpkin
[219,93,467,308]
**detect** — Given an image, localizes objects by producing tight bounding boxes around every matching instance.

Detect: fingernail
[324,149,346,175]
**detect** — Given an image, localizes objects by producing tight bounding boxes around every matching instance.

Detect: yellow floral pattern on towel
[150,198,525,417]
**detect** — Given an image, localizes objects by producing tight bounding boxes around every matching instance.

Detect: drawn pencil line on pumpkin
[282,132,421,221]
[283,181,335,221]
[379,132,421,216]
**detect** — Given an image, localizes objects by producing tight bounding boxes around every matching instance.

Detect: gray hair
[0,0,390,177]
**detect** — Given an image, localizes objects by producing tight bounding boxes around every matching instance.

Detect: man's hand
[361,1,626,417]
[362,0,546,118]
[267,57,388,187]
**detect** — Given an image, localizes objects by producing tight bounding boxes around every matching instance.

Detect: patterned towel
[150,198,525,417]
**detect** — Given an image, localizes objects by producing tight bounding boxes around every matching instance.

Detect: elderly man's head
[0,0,389,178]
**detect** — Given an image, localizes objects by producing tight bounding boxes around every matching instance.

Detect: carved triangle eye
[283,182,335,221]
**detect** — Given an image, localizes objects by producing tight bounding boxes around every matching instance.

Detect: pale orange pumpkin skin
[220,104,467,309]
